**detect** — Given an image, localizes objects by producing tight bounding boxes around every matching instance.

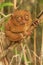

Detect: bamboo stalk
[34,29,36,65]
[41,28,43,65]
[14,0,17,9]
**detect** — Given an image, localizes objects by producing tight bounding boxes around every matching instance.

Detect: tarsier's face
[5,10,32,42]
[11,10,32,26]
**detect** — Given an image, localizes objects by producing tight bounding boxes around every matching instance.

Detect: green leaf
[0,2,13,10]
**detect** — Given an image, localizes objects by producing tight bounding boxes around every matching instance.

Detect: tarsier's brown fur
[5,10,32,42]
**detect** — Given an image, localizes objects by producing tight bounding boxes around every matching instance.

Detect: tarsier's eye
[25,15,29,21]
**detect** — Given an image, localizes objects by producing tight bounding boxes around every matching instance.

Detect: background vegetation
[0,0,43,65]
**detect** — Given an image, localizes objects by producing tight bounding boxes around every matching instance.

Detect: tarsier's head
[5,10,32,42]
[11,10,32,26]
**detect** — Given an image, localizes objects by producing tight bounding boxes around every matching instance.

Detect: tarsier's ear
[37,10,43,19]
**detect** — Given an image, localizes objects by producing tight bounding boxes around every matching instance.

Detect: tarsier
[5,10,40,42]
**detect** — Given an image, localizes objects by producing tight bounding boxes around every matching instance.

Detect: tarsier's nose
[22,20,26,24]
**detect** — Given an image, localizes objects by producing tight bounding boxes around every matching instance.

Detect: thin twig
[31,50,40,60]
[10,54,19,65]
[21,43,28,65]
[0,12,12,17]
[25,44,32,62]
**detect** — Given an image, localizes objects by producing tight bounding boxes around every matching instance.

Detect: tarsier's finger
[32,19,39,28]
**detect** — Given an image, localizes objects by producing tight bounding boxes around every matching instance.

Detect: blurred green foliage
[0,2,13,10]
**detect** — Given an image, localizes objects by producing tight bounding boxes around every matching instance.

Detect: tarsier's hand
[5,10,38,42]
[26,19,39,36]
